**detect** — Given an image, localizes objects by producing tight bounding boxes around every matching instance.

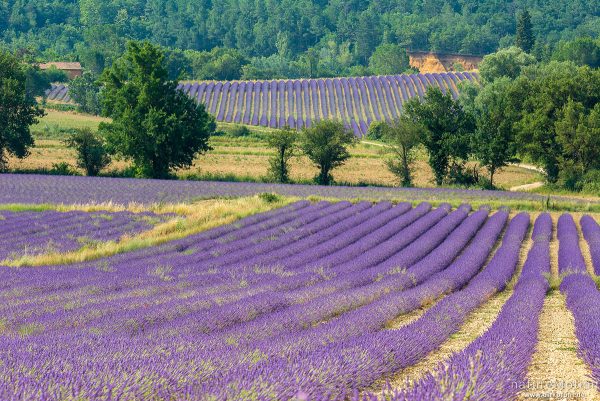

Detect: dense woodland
[1,0,599,79]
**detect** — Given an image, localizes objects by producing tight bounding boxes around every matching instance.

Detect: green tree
[405,88,474,186]
[516,10,535,53]
[266,127,297,183]
[0,50,44,170]
[478,47,536,84]
[368,44,410,75]
[513,62,600,182]
[381,117,425,187]
[185,48,248,81]
[69,72,102,115]
[555,101,600,186]
[552,37,600,68]
[99,41,215,179]
[300,120,357,185]
[64,128,110,176]
[468,78,519,188]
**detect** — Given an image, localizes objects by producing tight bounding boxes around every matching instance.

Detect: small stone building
[38,62,83,79]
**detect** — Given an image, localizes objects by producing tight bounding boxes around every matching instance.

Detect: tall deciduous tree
[405,88,474,186]
[300,120,357,185]
[368,44,410,75]
[382,117,424,187]
[512,62,600,182]
[69,72,102,115]
[266,127,296,183]
[466,78,519,188]
[478,47,536,84]
[99,41,215,179]
[0,50,44,171]
[516,10,534,53]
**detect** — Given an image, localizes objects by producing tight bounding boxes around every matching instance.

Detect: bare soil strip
[517,292,598,401]
[518,216,599,401]
[373,221,532,394]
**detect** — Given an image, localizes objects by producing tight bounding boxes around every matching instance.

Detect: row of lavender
[45,72,476,136]
[0,209,169,262]
[0,199,515,399]
[1,199,598,400]
[362,213,600,401]
[559,215,600,390]
[2,173,591,206]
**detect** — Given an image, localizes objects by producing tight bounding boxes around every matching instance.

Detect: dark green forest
[1,0,598,79]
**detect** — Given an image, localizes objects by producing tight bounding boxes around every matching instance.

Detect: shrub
[49,162,78,176]
[228,125,252,137]
[64,129,110,176]
[366,121,386,141]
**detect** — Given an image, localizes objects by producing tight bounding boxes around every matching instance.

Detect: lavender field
[0,209,168,262]
[46,72,476,136]
[1,174,597,208]
[1,192,600,400]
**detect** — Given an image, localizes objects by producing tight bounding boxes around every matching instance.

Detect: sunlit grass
[3,195,297,267]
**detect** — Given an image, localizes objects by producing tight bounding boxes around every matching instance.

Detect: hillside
[46,72,477,136]
[1,0,598,79]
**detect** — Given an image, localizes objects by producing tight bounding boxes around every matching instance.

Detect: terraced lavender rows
[46,72,476,136]
[1,200,599,401]
[0,209,170,261]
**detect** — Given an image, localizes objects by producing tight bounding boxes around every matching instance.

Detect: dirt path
[518,216,599,401]
[372,223,531,395]
[517,292,599,401]
[510,181,545,192]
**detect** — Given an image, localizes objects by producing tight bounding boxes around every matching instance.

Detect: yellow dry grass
[8,137,542,189]
[3,195,296,267]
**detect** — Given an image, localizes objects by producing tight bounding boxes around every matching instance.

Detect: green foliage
[227,125,252,138]
[381,117,425,187]
[184,48,247,81]
[258,193,282,203]
[512,62,600,182]
[69,72,102,115]
[99,41,216,179]
[368,44,410,76]
[516,10,535,53]
[478,47,536,84]
[0,1,594,80]
[299,120,357,185]
[0,50,45,170]
[405,88,474,186]
[49,161,79,176]
[552,37,600,68]
[366,121,386,141]
[465,77,519,187]
[64,128,110,176]
[266,128,297,183]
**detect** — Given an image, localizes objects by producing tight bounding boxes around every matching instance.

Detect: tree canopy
[0,50,45,171]
[99,41,215,179]
[1,0,597,79]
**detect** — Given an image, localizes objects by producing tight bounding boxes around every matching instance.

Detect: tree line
[2,0,598,80]
[1,41,599,194]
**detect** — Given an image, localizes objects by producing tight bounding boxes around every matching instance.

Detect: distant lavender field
[0,174,594,206]
[46,72,476,136]
[0,209,169,261]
